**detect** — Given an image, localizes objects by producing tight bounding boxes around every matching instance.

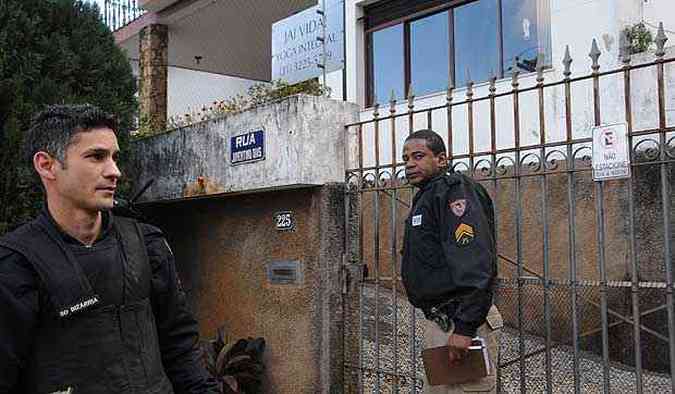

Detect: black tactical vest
[0,215,174,394]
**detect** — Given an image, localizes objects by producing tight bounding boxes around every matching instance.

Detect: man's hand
[447,333,472,366]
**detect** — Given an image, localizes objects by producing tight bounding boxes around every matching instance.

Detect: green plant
[624,22,654,54]
[201,327,266,394]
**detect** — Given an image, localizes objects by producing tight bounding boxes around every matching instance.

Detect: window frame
[365,0,546,107]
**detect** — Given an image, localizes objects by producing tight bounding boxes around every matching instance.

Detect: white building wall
[332,0,675,171]
[643,0,675,39]
[166,67,261,119]
[130,63,262,122]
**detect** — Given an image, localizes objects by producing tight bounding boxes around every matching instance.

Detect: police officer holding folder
[401,129,503,393]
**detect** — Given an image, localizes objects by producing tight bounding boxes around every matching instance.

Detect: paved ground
[349,286,673,393]
[498,328,672,393]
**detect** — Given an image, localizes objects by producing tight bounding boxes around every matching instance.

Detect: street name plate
[230,129,265,165]
[592,123,631,181]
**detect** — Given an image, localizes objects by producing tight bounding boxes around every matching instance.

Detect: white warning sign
[592,123,631,181]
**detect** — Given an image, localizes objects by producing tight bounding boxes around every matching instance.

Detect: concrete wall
[128,95,360,391]
[130,95,359,202]
[141,185,346,393]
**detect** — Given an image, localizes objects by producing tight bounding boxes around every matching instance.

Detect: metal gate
[342,30,675,393]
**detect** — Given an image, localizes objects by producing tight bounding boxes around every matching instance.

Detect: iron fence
[101,0,145,31]
[343,25,675,393]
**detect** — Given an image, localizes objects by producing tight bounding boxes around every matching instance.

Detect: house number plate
[274,211,295,231]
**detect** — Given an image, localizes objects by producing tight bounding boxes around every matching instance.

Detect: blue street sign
[231,129,265,165]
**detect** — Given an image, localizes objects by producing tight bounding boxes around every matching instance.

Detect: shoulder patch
[454,223,474,247]
[449,199,468,217]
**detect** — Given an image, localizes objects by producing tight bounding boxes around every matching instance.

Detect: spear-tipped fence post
[536,52,545,86]
[446,83,454,104]
[655,22,668,59]
[590,38,601,74]
[389,90,397,116]
[620,29,632,66]
[511,57,520,89]
[563,45,573,80]
[446,82,454,162]
[466,68,474,100]
[406,84,415,133]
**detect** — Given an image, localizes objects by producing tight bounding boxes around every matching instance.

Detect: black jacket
[0,208,219,393]
[401,173,497,337]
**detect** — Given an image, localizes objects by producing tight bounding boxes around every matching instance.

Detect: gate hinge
[341,254,368,295]
[341,254,349,295]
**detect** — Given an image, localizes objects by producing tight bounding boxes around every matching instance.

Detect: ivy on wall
[136,79,330,137]
[624,22,654,54]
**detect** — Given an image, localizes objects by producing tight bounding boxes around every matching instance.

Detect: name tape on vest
[59,295,100,318]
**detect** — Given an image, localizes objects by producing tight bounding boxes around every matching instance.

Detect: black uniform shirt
[401,173,496,337]
[44,208,124,307]
[0,208,219,394]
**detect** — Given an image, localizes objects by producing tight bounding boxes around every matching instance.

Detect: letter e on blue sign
[231,129,265,165]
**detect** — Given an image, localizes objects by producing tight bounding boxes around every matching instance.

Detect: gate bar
[655,27,675,392]
[510,60,527,394]
[562,45,582,394]
[589,39,611,394]
[373,105,382,392]
[389,93,400,394]
[407,95,419,394]
[622,43,644,392]
[536,55,554,393]
[487,74,502,391]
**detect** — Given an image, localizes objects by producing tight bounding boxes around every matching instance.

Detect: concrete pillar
[139,24,168,132]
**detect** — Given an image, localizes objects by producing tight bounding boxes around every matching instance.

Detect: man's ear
[437,151,448,168]
[33,151,58,181]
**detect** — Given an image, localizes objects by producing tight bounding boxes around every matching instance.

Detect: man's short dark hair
[405,129,446,156]
[24,104,118,165]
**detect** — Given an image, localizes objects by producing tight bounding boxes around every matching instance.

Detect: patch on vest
[412,214,422,227]
[454,223,474,247]
[58,295,100,318]
[449,198,468,217]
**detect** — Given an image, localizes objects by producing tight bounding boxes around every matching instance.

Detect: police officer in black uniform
[0,105,220,393]
[401,129,503,393]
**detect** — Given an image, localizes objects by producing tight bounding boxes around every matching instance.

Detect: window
[502,0,543,74]
[371,25,404,107]
[410,11,450,97]
[365,0,551,106]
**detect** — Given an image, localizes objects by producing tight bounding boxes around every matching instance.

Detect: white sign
[592,123,631,181]
[271,0,344,84]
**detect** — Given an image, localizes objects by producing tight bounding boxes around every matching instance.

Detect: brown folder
[421,338,491,386]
